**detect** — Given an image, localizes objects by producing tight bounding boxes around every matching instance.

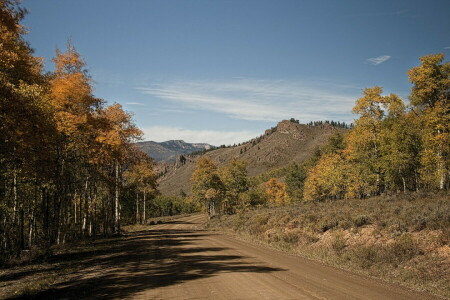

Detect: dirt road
[29,214,440,299]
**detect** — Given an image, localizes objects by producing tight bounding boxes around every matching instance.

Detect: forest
[0,2,162,263]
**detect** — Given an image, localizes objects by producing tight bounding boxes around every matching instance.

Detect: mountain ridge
[156,120,347,196]
[137,140,212,162]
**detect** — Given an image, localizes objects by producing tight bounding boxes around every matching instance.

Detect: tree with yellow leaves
[124,154,157,224]
[265,178,289,205]
[0,0,58,254]
[219,159,248,214]
[191,157,224,218]
[95,103,142,232]
[0,2,155,260]
[409,54,449,190]
[303,153,348,201]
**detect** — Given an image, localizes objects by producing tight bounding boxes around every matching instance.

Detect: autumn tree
[408,54,449,190]
[265,178,289,205]
[124,154,157,224]
[219,159,248,214]
[303,88,415,200]
[379,107,421,192]
[0,0,55,256]
[191,157,224,218]
[46,42,103,242]
[95,103,142,232]
[303,153,349,201]
[0,2,154,261]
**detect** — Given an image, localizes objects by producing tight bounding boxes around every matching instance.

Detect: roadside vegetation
[207,192,450,298]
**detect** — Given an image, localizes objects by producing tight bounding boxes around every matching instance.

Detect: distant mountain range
[137,140,212,162]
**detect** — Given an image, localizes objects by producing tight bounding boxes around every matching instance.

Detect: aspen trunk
[89,192,94,237]
[136,192,139,224]
[143,190,146,224]
[438,157,445,190]
[415,170,420,192]
[93,202,97,237]
[82,176,89,236]
[56,196,62,245]
[19,208,24,250]
[13,166,17,225]
[79,190,83,238]
[28,186,36,248]
[114,161,120,234]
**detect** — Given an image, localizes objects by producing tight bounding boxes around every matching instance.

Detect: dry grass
[207,191,450,298]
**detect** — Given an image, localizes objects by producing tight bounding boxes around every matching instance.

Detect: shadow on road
[13,221,284,299]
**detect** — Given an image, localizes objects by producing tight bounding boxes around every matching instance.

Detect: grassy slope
[207,192,450,298]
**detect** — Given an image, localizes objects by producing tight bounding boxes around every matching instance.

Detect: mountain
[156,120,347,196]
[137,140,212,162]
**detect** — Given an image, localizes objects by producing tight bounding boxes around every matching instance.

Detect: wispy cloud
[138,78,358,123]
[444,46,450,49]
[142,126,259,146]
[367,55,391,65]
[125,102,145,106]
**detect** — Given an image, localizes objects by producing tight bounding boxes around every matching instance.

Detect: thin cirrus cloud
[125,102,146,106]
[142,126,260,146]
[367,55,391,65]
[137,78,358,123]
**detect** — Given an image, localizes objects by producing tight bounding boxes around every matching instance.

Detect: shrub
[351,245,380,269]
[282,230,300,245]
[320,218,339,232]
[331,232,346,255]
[352,215,370,227]
[384,234,422,266]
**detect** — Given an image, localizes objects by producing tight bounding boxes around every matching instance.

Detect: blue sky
[22,0,450,145]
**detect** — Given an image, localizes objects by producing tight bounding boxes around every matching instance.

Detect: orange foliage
[265,178,289,205]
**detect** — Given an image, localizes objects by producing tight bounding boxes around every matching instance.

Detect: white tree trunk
[136,192,139,224]
[143,190,146,224]
[114,161,120,233]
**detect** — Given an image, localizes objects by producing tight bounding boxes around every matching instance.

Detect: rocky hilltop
[137,140,212,162]
[157,120,344,196]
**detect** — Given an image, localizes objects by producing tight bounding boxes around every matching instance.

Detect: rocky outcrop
[276,120,306,140]
[175,155,187,168]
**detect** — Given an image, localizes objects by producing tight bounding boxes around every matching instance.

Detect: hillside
[137,140,212,162]
[157,120,345,196]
